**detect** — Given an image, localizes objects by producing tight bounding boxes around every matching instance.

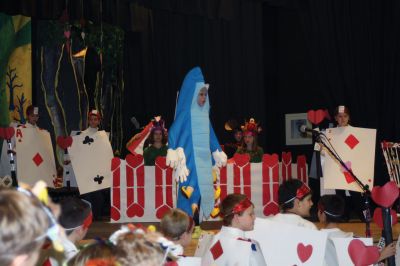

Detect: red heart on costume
[371,181,399,208]
[262,153,279,167]
[348,239,380,266]
[297,243,313,263]
[126,154,144,168]
[110,206,121,221]
[233,153,250,167]
[56,136,73,150]
[155,156,167,169]
[263,202,279,216]
[0,127,15,140]
[373,208,398,228]
[126,203,144,218]
[307,109,325,125]
[156,204,172,219]
[282,151,292,164]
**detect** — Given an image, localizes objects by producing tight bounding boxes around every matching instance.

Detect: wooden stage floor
[84,220,400,256]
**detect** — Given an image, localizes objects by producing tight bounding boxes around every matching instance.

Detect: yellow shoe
[181,186,194,199]
[214,186,221,200]
[191,203,198,214]
[210,206,220,218]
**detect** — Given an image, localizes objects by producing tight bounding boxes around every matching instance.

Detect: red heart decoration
[282,151,292,164]
[56,136,73,150]
[110,206,121,221]
[233,153,250,167]
[0,127,15,140]
[155,156,167,169]
[297,243,313,263]
[348,239,380,266]
[126,203,144,218]
[126,154,144,168]
[371,181,399,208]
[111,157,121,171]
[263,202,279,216]
[307,109,325,125]
[372,208,398,228]
[156,204,172,219]
[262,153,279,167]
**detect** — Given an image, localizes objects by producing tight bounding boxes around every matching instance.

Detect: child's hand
[378,242,396,262]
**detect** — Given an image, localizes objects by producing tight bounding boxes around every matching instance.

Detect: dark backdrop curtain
[122,1,265,154]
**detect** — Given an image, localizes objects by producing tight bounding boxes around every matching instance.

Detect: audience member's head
[115,231,164,266]
[0,188,49,266]
[317,194,345,224]
[160,208,194,247]
[279,179,313,217]
[67,241,117,266]
[26,105,39,125]
[59,198,92,243]
[220,193,255,231]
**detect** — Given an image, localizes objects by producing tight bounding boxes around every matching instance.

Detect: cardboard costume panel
[68,130,113,194]
[15,127,56,187]
[323,126,376,192]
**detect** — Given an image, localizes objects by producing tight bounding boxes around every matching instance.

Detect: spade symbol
[94,175,104,184]
[83,136,94,145]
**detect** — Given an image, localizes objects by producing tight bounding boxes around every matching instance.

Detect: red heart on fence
[126,153,144,168]
[156,204,172,219]
[126,203,144,218]
[233,153,250,167]
[307,109,325,125]
[110,206,121,221]
[371,181,399,208]
[297,243,313,263]
[0,127,15,140]
[111,157,121,171]
[282,151,292,164]
[263,202,279,216]
[56,136,73,150]
[262,153,279,167]
[372,208,398,228]
[348,239,380,266]
[155,156,167,169]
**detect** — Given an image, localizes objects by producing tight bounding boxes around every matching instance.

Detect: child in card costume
[235,118,263,163]
[266,179,317,230]
[202,194,267,266]
[167,67,227,218]
[143,117,168,166]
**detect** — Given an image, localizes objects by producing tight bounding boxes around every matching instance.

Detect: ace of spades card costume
[167,67,227,218]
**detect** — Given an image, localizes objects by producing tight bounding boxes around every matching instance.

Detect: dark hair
[318,195,345,223]
[220,193,252,226]
[26,105,36,116]
[278,179,311,211]
[147,129,168,146]
[59,198,91,234]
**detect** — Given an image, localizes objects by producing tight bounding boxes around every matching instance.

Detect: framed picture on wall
[285,113,313,145]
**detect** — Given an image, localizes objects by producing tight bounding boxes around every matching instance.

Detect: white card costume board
[331,237,373,266]
[178,257,201,266]
[0,139,14,187]
[111,155,307,222]
[68,130,113,194]
[15,127,56,187]
[323,126,376,192]
[246,218,327,266]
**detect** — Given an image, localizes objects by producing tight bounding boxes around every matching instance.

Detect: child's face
[296,194,313,217]
[89,115,100,128]
[244,135,254,146]
[335,113,349,127]
[234,131,243,142]
[197,89,207,107]
[28,113,39,125]
[236,205,256,231]
[153,131,163,143]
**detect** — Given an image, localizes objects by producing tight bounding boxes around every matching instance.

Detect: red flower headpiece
[241,118,262,136]
[151,116,166,134]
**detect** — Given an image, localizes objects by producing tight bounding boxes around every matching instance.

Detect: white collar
[220,226,245,238]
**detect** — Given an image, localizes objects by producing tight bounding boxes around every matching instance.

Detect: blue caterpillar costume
[167,67,226,218]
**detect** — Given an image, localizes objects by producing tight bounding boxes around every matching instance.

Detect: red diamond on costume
[344,134,359,149]
[210,240,224,260]
[33,153,44,166]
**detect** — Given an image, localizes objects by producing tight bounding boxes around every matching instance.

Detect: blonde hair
[67,241,117,266]
[160,209,192,240]
[115,232,164,266]
[0,188,49,266]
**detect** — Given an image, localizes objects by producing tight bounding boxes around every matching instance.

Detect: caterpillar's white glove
[212,150,227,168]
[166,149,178,169]
[175,147,189,183]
